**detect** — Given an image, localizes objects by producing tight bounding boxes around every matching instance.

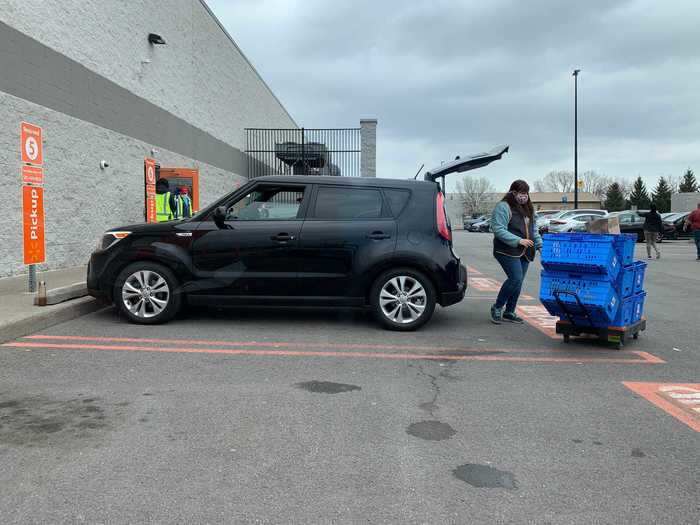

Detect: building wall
[671,192,700,213]
[0,1,296,278]
[1,0,295,148]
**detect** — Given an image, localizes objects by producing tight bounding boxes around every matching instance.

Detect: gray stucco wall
[0,0,295,148]
[1,92,247,279]
[0,0,296,278]
[671,193,700,213]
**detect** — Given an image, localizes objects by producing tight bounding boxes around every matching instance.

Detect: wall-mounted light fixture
[148,33,167,45]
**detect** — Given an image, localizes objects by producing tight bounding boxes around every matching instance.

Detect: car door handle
[367,232,391,240]
[271,233,295,242]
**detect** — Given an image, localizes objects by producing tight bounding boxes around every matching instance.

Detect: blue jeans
[494,253,530,313]
[694,230,700,258]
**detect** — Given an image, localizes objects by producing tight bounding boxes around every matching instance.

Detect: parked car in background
[607,210,676,242]
[667,212,691,239]
[463,214,487,230]
[469,216,491,232]
[542,209,608,233]
[661,212,682,222]
[548,211,609,233]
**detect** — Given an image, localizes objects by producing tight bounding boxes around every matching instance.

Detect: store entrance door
[158,168,200,215]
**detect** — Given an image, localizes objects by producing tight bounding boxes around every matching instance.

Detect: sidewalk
[0,266,106,343]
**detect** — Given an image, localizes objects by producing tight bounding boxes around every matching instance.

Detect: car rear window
[313,186,383,220]
[383,189,411,217]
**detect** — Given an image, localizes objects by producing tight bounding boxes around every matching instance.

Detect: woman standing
[489,180,543,324]
[639,204,662,259]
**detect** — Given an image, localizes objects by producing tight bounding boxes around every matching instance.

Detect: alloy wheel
[121,270,170,319]
[379,276,427,324]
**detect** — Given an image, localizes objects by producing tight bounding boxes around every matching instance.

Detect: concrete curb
[0,297,107,344]
[34,282,88,306]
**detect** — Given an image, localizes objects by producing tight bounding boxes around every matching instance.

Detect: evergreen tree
[651,177,672,213]
[679,168,698,193]
[628,176,651,210]
[604,182,626,212]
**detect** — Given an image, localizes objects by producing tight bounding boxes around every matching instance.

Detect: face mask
[515,192,529,205]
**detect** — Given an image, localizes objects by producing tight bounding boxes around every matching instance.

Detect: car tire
[370,268,436,331]
[114,262,182,325]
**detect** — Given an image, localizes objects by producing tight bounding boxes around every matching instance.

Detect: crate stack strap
[539,233,647,327]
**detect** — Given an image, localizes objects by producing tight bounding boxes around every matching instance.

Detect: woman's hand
[519,239,534,248]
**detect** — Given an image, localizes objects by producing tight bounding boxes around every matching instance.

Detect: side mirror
[212,206,227,226]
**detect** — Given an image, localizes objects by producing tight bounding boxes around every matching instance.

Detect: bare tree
[581,170,613,200]
[456,176,496,216]
[616,177,633,199]
[666,174,680,193]
[532,170,574,193]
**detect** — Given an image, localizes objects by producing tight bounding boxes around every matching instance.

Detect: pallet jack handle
[552,290,595,328]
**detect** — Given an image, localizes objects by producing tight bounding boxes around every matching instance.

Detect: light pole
[573,69,580,209]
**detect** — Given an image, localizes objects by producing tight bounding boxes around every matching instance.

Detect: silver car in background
[543,209,608,233]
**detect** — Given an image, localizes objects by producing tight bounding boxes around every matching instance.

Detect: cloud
[208,0,700,191]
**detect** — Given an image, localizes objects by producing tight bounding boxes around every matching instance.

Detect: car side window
[224,185,306,221]
[619,214,634,224]
[312,186,384,220]
[383,189,411,217]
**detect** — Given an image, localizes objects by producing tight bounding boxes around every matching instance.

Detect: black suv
[88,147,508,330]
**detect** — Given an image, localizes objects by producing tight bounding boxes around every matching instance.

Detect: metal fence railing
[245,128,361,179]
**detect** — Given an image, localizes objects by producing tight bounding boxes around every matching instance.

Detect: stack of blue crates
[539,233,647,327]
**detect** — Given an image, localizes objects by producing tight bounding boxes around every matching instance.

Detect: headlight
[98,231,131,251]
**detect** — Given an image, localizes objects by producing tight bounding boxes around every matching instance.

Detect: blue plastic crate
[540,270,620,326]
[615,234,637,266]
[541,234,621,280]
[632,292,646,322]
[610,295,636,327]
[616,265,636,298]
[633,261,647,294]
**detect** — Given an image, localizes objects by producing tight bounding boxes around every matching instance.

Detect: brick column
[360,119,377,178]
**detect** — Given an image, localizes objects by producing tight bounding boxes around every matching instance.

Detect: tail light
[436,192,452,241]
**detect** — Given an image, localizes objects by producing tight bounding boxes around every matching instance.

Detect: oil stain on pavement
[294,381,361,394]
[406,420,456,441]
[453,464,518,490]
[0,394,115,447]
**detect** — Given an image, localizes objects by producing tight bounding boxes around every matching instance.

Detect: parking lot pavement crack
[418,366,440,416]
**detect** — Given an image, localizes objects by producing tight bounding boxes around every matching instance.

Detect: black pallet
[555,318,647,350]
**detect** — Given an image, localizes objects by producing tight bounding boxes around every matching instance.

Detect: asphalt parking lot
[1,232,698,524]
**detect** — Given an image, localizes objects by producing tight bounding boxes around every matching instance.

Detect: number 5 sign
[21,122,43,166]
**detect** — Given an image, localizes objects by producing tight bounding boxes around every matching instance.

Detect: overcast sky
[208,0,700,192]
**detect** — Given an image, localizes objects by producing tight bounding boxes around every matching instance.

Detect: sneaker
[656,253,661,259]
[647,255,652,259]
[490,305,503,324]
[503,311,525,324]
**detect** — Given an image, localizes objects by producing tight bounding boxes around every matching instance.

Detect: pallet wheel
[563,334,571,343]
[633,332,639,340]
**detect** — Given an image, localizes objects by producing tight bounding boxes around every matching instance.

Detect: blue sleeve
[490,202,521,248]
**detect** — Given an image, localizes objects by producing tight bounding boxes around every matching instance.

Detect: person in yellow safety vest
[174,187,193,219]
[155,179,176,222]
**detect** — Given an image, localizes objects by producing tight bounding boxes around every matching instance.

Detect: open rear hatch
[424,145,509,182]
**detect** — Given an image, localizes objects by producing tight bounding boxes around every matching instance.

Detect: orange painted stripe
[21,334,646,356]
[516,305,559,339]
[623,382,700,432]
[2,341,661,364]
[467,266,482,275]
